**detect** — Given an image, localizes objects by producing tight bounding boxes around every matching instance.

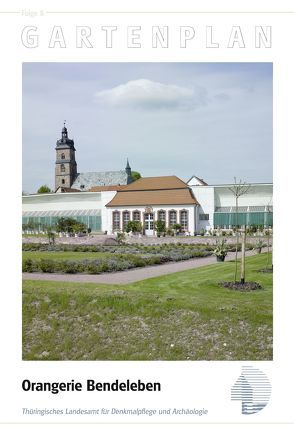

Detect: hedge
[22,250,211,275]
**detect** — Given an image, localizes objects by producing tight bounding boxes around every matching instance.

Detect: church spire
[61,120,68,141]
[126,158,131,171]
[125,158,132,184]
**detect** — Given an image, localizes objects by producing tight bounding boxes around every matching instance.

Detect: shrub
[116,232,126,245]
[155,220,166,235]
[166,227,175,236]
[131,257,146,268]
[100,263,109,273]
[22,258,34,272]
[144,256,162,266]
[39,259,55,273]
[22,241,223,275]
[107,259,121,272]
[85,262,102,274]
[22,243,43,251]
[125,220,143,234]
[172,224,182,234]
[213,239,228,258]
[61,261,78,274]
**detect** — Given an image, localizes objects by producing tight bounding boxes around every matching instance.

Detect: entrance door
[144,213,154,236]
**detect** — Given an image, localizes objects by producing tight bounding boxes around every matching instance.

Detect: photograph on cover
[22,62,273,361]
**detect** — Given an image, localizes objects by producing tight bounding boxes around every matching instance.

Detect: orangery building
[22,124,273,235]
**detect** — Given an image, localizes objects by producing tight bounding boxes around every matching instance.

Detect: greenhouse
[213,206,273,228]
[22,192,103,232]
[22,209,101,231]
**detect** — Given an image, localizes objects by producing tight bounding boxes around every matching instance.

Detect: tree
[239,228,247,284]
[72,222,87,234]
[46,227,56,245]
[125,220,143,234]
[37,185,51,194]
[56,217,86,234]
[228,178,251,282]
[131,171,141,181]
[266,200,273,271]
[155,220,166,236]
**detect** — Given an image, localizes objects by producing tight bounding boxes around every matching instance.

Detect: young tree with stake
[228,178,251,283]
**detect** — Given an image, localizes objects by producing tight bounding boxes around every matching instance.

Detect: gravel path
[22,249,265,285]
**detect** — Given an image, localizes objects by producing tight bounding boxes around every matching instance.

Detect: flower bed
[22,249,212,275]
[22,240,260,275]
[22,241,255,255]
[219,281,262,291]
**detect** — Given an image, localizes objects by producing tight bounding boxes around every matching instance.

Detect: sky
[22,62,272,193]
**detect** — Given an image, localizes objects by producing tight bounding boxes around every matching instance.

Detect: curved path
[22,249,267,285]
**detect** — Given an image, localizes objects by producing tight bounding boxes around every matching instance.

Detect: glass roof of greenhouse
[22,209,101,217]
[215,206,273,213]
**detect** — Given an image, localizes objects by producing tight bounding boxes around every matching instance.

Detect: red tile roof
[121,175,188,191]
[106,176,198,207]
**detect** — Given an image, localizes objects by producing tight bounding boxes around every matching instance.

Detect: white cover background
[0,0,293,432]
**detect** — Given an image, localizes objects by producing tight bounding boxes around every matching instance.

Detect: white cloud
[94,79,206,110]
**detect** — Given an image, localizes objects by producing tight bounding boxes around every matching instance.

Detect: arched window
[122,211,130,230]
[61,179,65,184]
[158,210,166,223]
[113,211,120,231]
[133,210,141,221]
[60,164,65,173]
[61,153,65,159]
[168,210,177,226]
[180,210,188,231]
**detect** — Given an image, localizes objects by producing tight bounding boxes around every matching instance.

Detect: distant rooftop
[88,184,128,192]
[121,175,188,191]
[187,175,208,186]
[71,170,130,191]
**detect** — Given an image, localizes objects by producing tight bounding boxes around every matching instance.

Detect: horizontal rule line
[2,10,294,14]
[44,11,294,14]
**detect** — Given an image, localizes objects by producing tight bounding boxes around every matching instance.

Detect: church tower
[125,158,133,184]
[55,122,77,191]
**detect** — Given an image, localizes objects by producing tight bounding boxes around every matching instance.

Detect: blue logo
[231,366,271,414]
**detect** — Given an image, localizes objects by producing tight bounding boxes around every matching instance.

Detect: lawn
[22,253,272,361]
[22,251,118,261]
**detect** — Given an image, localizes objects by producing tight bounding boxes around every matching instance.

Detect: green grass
[22,253,272,361]
[22,251,117,261]
[22,233,48,238]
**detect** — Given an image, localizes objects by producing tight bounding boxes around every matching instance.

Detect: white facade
[22,181,273,235]
[106,205,196,236]
[22,193,196,235]
[189,183,273,232]
[22,191,115,233]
